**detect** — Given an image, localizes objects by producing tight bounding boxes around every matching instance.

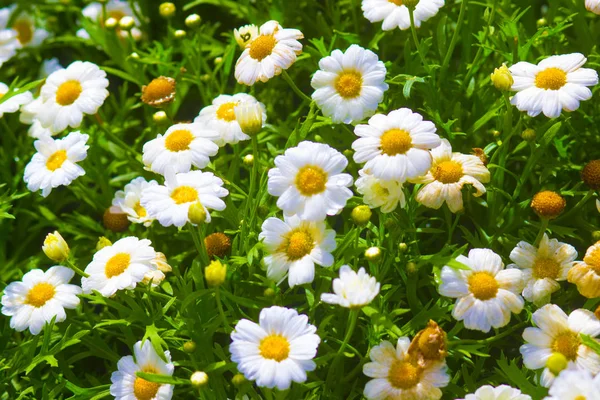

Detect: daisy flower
[363,337,449,400]
[1,266,81,335]
[234,24,259,49]
[520,304,600,387]
[352,108,441,182]
[110,340,174,400]
[355,170,405,213]
[81,237,158,297]
[0,25,19,68]
[37,61,109,133]
[267,141,353,221]
[81,0,143,41]
[0,82,33,117]
[459,385,532,400]
[412,139,490,213]
[568,241,600,298]
[438,248,525,333]
[259,214,336,287]
[587,0,600,14]
[194,93,266,146]
[362,0,445,31]
[230,306,320,390]
[141,170,228,228]
[40,58,63,78]
[320,265,380,308]
[311,44,388,124]
[544,368,600,400]
[508,233,577,306]
[1,6,50,49]
[112,177,159,226]
[23,131,89,197]
[235,20,303,86]
[142,123,219,175]
[509,53,598,118]
[19,97,54,138]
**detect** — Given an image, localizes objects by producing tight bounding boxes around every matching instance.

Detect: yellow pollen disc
[249,35,276,61]
[105,252,131,278]
[134,201,147,217]
[584,247,600,275]
[170,186,198,204]
[389,0,403,4]
[164,129,193,152]
[216,102,238,121]
[55,80,82,106]
[380,129,413,156]
[284,229,314,260]
[259,334,290,362]
[133,374,161,400]
[387,360,421,389]
[531,191,566,219]
[535,68,567,90]
[574,396,587,400]
[141,76,176,106]
[468,272,499,300]
[552,331,580,361]
[13,19,33,45]
[334,70,363,99]
[25,283,55,307]
[372,182,390,198]
[533,257,561,279]
[46,150,67,171]
[432,160,464,184]
[295,166,327,196]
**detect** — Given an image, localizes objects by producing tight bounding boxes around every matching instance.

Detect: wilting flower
[321,265,380,308]
[355,170,406,213]
[234,24,258,49]
[361,0,445,31]
[458,385,532,400]
[568,240,600,298]
[140,76,176,107]
[407,320,447,366]
[112,177,159,227]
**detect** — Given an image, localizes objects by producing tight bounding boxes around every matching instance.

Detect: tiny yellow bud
[407,261,418,274]
[159,2,176,18]
[96,236,112,251]
[153,110,168,124]
[42,231,70,262]
[546,352,568,376]
[214,56,223,65]
[351,205,372,226]
[183,340,197,353]
[232,373,246,386]
[398,242,408,253]
[104,17,118,29]
[185,14,202,28]
[233,24,259,49]
[188,202,207,225]
[129,52,140,60]
[174,29,186,39]
[592,231,600,241]
[490,64,514,91]
[521,128,536,142]
[537,18,547,27]
[200,74,211,82]
[365,246,381,261]
[118,16,135,31]
[243,154,254,166]
[190,371,208,388]
[235,102,263,136]
[263,287,275,297]
[205,260,227,287]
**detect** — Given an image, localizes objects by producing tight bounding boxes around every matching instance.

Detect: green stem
[215,287,232,332]
[325,310,360,388]
[239,135,260,253]
[462,0,498,87]
[190,225,209,266]
[65,258,89,278]
[409,8,430,75]
[440,0,468,82]
[281,70,312,103]
[534,218,549,246]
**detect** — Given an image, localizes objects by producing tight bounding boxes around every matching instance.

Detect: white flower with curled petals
[458,385,531,400]
[355,169,406,213]
[321,265,380,308]
[112,177,159,227]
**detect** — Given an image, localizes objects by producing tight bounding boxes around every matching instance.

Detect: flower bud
[531,190,566,219]
[243,154,254,166]
[398,242,408,253]
[408,320,448,366]
[351,205,372,226]
[205,260,227,287]
[153,110,168,124]
[592,231,600,241]
[214,56,223,65]
[521,128,536,142]
[204,232,231,259]
[190,371,208,388]
[104,17,118,29]
[491,64,514,91]
[582,160,600,190]
[263,287,275,297]
[96,236,112,251]
[174,29,186,39]
[537,18,548,27]
[232,373,246,386]
[546,352,568,376]
[118,16,135,31]
[200,74,210,82]
[407,261,418,274]
[42,231,70,262]
[235,102,263,136]
[234,24,259,49]
[183,340,197,353]
[365,246,381,261]
[188,202,207,225]
[103,206,130,232]
[129,52,140,60]
[159,2,176,18]
[185,14,202,29]
[141,76,176,108]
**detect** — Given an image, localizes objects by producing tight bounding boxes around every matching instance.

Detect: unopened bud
[104,17,118,29]
[264,287,275,297]
[190,371,208,388]
[521,128,536,142]
[185,14,202,29]
[153,111,168,124]
[235,102,264,136]
[546,352,568,376]
[183,341,197,353]
[159,2,176,18]
[205,260,227,287]
[232,373,246,386]
[96,236,112,251]
[42,231,70,262]
[174,29,186,39]
[188,202,207,225]
[490,64,514,91]
[118,16,135,31]
[351,205,372,226]
[243,154,254,166]
[364,247,381,261]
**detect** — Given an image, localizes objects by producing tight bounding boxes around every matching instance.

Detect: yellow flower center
[535,68,567,90]
[468,272,499,300]
[533,257,561,279]
[108,10,126,21]
[133,369,161,400]
[574,396,587,400]
[389,0,403,4]
[432,160,464,184]
[295,166,327,196]
[134,201,147,217]
[284,229,314,260]
[531,191,566,219]
[216,102,238,121]
[170,186,198,204]
[387,360,421,389]
[164,129,193,152]
[55,80,82,106]
[372,182,390,198]
[259,334,290,362]
[25,283,55,307]
[380,129,413,156]
[105,252,131,278]
[46,150,68,171]
[141,76,176,106]
[249,35,276,61]
[551,331,580,361]
[334,70,363,99]
[584,246,600,275]
[13,19,33,45]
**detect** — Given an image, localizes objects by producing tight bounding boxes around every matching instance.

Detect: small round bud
[204,232,231,259]
[96,236,112,251]
[159,2,176,18]
[214,57,223,65]
[407,261,418,274]
[582,160,600,190]
[118,16,135,31]
[351,205,372,226]
[592,231,600,241]
[235,102,263,136]
[365,246,381,261]
[141,76,176,107]
[531,190,566,219]
[188,202,207,225]
[153,110,168,124]
[537,18,547,27]
[42,231,70,262]
[205,260,227,287]
[490,64,514,91]
[129,52,140,60]
[185,14,202,29]
[314,134,324,143]
[343,149,353,159]
[492,129,501,138]
[103,207,130,232]
[398,242,408,253]
[232,373,246,386]
[521,128,536,142]
[183,341,197,353]
[546,352,568,376]
[200,74,210,82]
[104,17,118,29]
[190,371,208,388]
[243,154,254,166]
[174,29,186,39]
[263,287,275,297]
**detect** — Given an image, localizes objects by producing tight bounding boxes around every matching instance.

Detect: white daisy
[141,170,228,228]
[194,93,266,146]
[259,214,336,287]
[112,177,159,226]
[363,337,449,400]
[520,304,600,387]
[0,82,33,117]
[352,108,441,182]
[459,385,532,400]
[355,169,406,213]
[267,141,353,221]
[230,306,320,390]
[362,0,445,31]
[411,139,490,213]
[544,368,600,400]
[509,53,598,118]
[321,265,380,308]
[19,97,54,138]
[311,44,388,124]
[1,266,81,335]
[587,0,600,14]
[23,131,89,197]
[142,123,219,175]
[40,58,63,78]
[81,237,157,297]
[568,240,600,299]
[110,340,174,400]
[1,7,49,49]
[235,20,303,86]
[0,23,19,68]
[37,61,109,133]
[508,233,577,306]
[438,248,525,333]
[82,0,143,41]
